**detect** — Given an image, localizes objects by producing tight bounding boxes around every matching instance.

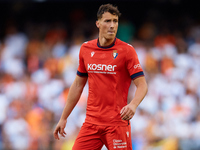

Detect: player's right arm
[53,75,87,140]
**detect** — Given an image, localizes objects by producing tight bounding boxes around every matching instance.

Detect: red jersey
[77,38,144,126]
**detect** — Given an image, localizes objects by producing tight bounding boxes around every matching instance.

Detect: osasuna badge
[112,50,118,59]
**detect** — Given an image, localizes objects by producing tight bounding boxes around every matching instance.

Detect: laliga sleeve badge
[112,50,118,59]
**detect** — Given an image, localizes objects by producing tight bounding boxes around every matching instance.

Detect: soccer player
[53,3,148,150]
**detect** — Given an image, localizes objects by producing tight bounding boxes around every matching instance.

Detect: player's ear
[96,20,100,28]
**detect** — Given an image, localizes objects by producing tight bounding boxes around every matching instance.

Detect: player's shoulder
[80,39,97,56]
[81,39,97,48]
[116,38,135,51]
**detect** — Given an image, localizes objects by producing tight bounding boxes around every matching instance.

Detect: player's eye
[105,20,111,22]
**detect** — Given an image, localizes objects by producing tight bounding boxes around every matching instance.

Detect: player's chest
[83,49,126,72]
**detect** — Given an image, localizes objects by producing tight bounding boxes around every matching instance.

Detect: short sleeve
[126,45,144,80]
[77,45,88,77]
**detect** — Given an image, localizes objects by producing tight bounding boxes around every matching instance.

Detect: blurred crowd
[0,9,200,150]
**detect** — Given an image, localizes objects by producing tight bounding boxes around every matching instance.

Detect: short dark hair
[97,4,121,20]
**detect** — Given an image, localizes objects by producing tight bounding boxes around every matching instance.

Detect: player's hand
[53,119,67,140]
[120,104,136,120]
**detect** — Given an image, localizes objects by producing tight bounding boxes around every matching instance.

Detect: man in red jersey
[54,4,148,150]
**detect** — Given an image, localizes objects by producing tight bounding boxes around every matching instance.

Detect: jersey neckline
[97,37,116,49]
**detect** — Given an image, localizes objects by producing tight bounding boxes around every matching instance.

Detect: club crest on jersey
[112,50,118,59]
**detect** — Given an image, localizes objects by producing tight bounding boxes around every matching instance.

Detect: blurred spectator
[3,100,30,150]
[137,22,157,43]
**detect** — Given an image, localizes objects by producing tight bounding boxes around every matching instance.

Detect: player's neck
[98,37,115,47]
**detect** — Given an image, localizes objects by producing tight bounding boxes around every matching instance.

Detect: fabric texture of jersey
[77,38,144,126]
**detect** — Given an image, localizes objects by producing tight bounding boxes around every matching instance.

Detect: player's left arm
[120,76,148,120]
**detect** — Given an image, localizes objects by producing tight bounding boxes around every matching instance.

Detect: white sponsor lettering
[88,71,116,74]
[113,139,127,149]
[88,64,117,71]
[117,145,127,148]
[113,140,122,143]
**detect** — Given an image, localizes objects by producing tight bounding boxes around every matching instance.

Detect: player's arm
[53,75,87,140]
[120,76,148,120]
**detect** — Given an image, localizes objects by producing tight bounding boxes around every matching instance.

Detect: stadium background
[0,0,200,149]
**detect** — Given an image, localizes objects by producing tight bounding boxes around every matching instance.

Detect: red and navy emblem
[112,50,118,59]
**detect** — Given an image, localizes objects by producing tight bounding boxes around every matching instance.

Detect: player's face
[96,12,119,40]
